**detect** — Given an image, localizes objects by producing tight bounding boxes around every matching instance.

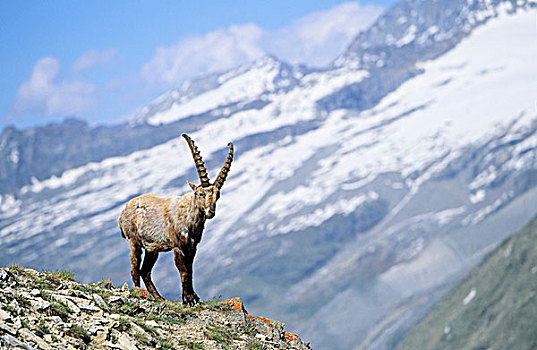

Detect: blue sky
[0,1,396,130]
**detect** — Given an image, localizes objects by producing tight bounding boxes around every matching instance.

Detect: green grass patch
[147,314,185,325]
[13,293,31,308]
[31,277,57,290]
[8,264,30,276]
[241,324,257,336]
[159,338,176,350]
[204,324,237,350]
[36,322,52,336]
[3,304,18,315]
[48,301,71,322]
[177,339,205,350]
[247,339,267,350]
[68,325,90,344]
[134,331,153,346]
[76,284,113,299]
[130,317,161,339]
[44,270,75,282]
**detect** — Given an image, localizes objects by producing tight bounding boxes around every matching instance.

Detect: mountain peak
[339,0,536,70]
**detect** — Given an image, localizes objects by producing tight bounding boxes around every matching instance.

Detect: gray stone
[9,299,20,312]
[51,295,80,314]
[77,303,101,312]
[31,300,51,310]
[30,289,40,296]
[107,296,123,304]
[92,293,107,308]
[1,334,36,350]
[49,316,62,323]
[118,333,138,350]
[19,328,52,350]
[0,270,10,282]
[0,320,16,335]
[0,308,10,321]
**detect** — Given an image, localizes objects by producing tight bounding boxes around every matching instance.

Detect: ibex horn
[182,134,211,188]
[214,142,233,190]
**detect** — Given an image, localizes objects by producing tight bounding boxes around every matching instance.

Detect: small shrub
[46,270,75,282]
[159,338,176,350]
[177,339,205,350]
[36,322,51,336]
[134,331,152,346]
[8,264,28,276]
[204,324,235,349]
[68,325,90,344]
[247,339,267,350]
[47,301,71,322]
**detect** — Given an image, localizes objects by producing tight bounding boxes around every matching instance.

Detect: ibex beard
[118,134,233,306]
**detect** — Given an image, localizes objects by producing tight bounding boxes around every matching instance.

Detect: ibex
[118,134,233,305]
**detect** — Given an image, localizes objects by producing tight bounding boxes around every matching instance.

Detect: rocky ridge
[0,266,309,350]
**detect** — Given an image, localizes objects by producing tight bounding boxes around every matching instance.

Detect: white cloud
[266,2,382,66]
[71,48,117,73]
[13,57,96,117]
[141,1,383,86]
[141,23,264,85]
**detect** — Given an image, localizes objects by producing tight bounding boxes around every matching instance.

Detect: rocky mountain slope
[399,215,537,350]
[1,0,537,349]
[0,265,309,350]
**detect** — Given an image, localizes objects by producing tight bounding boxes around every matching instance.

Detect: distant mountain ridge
[1,1,537,349]
[400,215,537,350]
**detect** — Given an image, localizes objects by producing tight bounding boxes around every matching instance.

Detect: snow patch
[463,288,476,305]
[397,25,417,47]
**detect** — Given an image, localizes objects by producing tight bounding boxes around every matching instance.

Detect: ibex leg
[173,247,200,306]
[129,244,142,288]
[140,250,164,300]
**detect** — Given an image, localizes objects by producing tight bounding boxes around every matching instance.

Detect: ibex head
[183,134,233,219]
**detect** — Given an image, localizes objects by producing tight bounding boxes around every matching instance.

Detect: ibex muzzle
[118,134,233,305]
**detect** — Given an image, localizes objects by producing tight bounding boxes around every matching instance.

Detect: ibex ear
[187,181,197,192]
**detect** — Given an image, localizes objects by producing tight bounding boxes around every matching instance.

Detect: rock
[23,268,39,275]
[9,298,20,313]
[49,316,62,323]
[117,333,138,350]
[92,293,107,308]
[13,317,22,329]
[145,320,159,327]
[30,300,51,310]
[0,321,17,335]
[0,270,10,282]
[1,334,35,350]
[19,328,52,350]
[108,296,122,304]
[121,282,129,291]
[51,294,80,314]
[96,280,112,289]
[92,328,108,344]
[0,267,311,350]
[77,303,101,313]
[0,308,10,321]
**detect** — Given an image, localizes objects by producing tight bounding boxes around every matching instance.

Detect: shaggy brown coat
[118,134,233,305]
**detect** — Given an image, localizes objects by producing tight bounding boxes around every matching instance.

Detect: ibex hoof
[183,293,200,307]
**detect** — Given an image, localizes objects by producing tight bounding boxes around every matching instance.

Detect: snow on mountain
[142,56,308,125]
[1,1,537,349]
